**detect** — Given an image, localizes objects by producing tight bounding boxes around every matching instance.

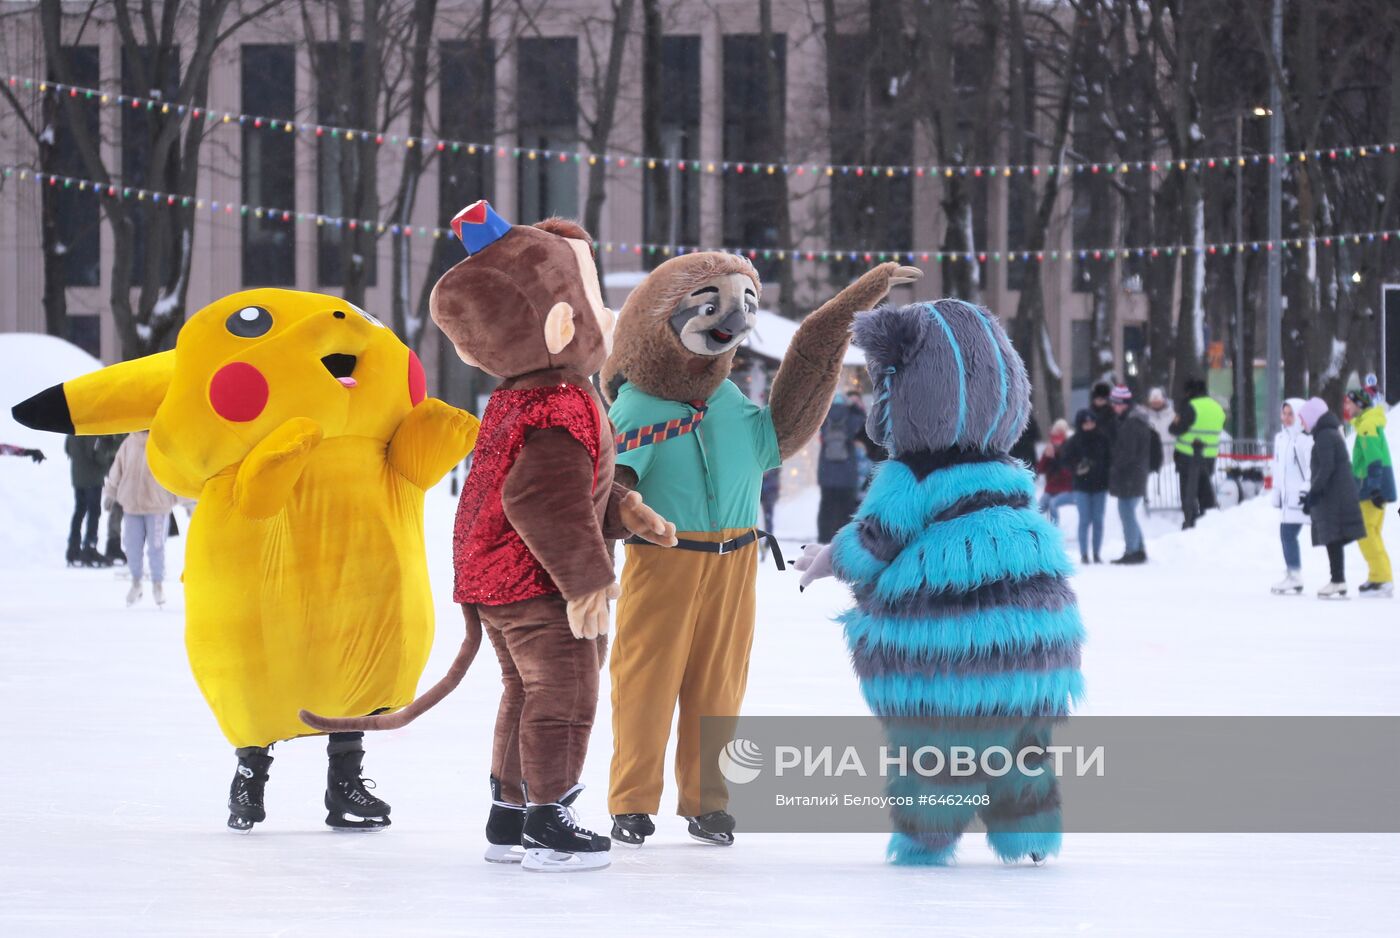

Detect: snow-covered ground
[2,335,1398,936]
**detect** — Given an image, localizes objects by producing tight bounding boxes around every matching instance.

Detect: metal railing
[1145,439,1272,513]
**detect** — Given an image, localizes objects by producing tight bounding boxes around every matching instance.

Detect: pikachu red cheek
[408,350,426,406]
[209,362,270,422]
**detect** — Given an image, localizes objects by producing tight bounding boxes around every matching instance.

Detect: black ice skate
[105,541,127,566]
[484,775,525,864]
[66,543,81,567]
[610,813,655,846]
[80,545,112,568]
[521,783,611,872]
[686,810,736,846]
[227,747,273,832]
[325,749,391,831]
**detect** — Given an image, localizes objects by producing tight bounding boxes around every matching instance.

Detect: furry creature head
[852,299,1030,457]
[601,252,761,403]
[429,206,613,381]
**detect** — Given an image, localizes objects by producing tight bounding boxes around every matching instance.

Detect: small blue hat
[451,200,512,255]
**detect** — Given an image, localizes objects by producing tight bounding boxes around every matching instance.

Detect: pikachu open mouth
[321,353,359,389]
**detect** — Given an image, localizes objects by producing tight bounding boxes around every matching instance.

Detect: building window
[315,41,376,287]
[49,46,100,287]
[723,33,786,281]
[516,37,578,222]
[241,45,296,286]
[643,35,701,267]
[826,33,912,282]
[433,39,495,285]
[66,313,101,359]
[122,47,181,283]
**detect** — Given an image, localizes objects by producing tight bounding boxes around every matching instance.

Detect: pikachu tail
[299,606,483,733]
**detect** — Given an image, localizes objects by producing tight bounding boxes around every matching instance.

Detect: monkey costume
[602,254,919,838]
[305,201,674,871]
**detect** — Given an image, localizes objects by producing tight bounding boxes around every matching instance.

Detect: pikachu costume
[12,289,479,831]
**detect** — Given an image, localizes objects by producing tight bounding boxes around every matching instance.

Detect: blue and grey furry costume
[829,299,1085,865]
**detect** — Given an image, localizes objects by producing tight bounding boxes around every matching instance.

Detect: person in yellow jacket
[1170,377,1226,529]
[12,289,479,831]
[1344,390,1394,597]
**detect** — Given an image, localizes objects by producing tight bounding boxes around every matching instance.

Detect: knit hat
[1297,397,1328,432]
[1110,384,1133,404]
[1147,387,1166,405]
[1346,388,1371,411]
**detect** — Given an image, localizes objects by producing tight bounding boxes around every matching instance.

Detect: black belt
[626,528,786,570]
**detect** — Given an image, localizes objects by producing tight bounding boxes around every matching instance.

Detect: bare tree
[579,0,637,285]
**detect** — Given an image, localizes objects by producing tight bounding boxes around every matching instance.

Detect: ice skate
[152,582,166,606]
[227,748,273,832]
[610,813,655,846]
[521,784,611,872]
[81,545,112,568]
[1359,581,1394,598]
[65,544,81,567]
[105,541,126,566]
[1271,571,1304,595]
[1317,580,1349,600]
[483,776,525,864]
[686,810,736,846]
[325,749,391,831]
[125,580,143,607]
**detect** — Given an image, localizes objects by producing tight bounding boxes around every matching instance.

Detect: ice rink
[2,335,1398,936]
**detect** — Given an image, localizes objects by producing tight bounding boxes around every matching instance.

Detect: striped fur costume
[830,299,1085,866]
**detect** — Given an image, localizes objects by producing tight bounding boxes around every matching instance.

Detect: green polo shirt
[610,379,781,533]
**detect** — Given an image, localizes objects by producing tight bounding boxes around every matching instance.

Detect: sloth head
[601,252,761,403]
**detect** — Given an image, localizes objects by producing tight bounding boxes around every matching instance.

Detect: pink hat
[1298,397,1328,432]
[1110,384,1133,404]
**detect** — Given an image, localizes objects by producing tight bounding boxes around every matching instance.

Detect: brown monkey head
[600,252,761,404]
[429,202,614,380]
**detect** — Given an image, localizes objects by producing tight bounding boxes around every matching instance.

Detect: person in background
[104,430,179,607]
[1297,397,1366,599]
[64,434,119,567]
[1035,419,1076,524]
[0,443,45,462]
[1061,409,1111,564]
[1363,373,1384,409]
[1170,377,1225,530]
[816,393,868,543]
[1144,387,1177,460]
[1108,386,1154,565]
[1009,413,1041,469]
[1343,389,1394,598]
[1090,382,1117,444]
[1269,398,1313,595]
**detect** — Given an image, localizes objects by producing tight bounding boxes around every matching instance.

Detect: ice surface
[1,334,1397,936]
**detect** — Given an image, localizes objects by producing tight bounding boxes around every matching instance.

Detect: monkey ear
[544,302,576,354]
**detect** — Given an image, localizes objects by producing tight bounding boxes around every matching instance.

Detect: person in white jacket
[1270,398,1313,595]
[103,431,179,606]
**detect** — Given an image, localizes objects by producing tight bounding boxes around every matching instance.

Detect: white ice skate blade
[1270,588,1303,596]
[521,848,610,872]
[483,844,525,864]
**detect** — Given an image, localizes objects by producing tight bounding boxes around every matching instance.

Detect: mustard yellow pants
[1359,501,1392,584]
[609,529,757,817]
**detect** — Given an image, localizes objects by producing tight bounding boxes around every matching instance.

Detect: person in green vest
[1343,389,1395,597]
[1169,377,1226,530]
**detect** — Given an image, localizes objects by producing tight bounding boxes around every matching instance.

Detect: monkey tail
[299,606,483,733]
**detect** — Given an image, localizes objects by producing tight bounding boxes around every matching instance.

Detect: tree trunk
[582,0,638,288]
[757,0,795,316]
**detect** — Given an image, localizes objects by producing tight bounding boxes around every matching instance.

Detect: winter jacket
[1270,401,1313,526]
[817,400,867,490]
[1036,442,1074,496]
[65,434,120,489]
[1144,402,1177,444]
[1349,405,1396,504]
[1305,411,1367,547]
[1109,406,1155,499]
[103,431,179,515]
[1061,414,1111,494]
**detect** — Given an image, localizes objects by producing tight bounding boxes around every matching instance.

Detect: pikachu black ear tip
[12,383,74,434]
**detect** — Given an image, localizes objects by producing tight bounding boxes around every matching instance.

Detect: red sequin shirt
[453,381,602,606]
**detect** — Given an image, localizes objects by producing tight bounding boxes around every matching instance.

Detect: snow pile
[0,333,102,570]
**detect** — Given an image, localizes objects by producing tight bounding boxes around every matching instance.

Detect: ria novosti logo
[717,738,764,784]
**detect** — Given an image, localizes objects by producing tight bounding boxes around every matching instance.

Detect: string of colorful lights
[9,74,1400,181]
[6,164,1397,264]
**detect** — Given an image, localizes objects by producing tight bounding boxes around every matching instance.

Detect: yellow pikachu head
[12,289,429,497]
